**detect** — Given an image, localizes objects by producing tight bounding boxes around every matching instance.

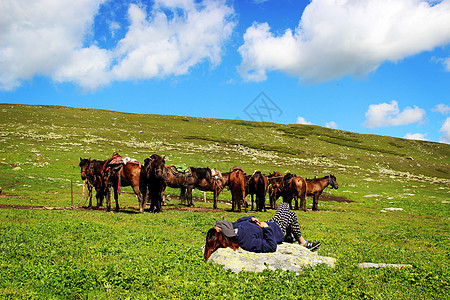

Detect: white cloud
[0,0,235,91]
[432,103,450,114]
[444,57,450,71]
[404,132,428,141]
[238,0,450,82]
[0,0,106,91]
[439,117,450,144]
[326,121,338,129]
[112,1,235,81]
[363,100,425,128]
[53,46,113,90]
[296,116,313,125]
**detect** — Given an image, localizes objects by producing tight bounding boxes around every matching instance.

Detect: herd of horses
[79,153,339,213]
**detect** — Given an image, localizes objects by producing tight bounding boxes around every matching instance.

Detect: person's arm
[234,216,254,224]
[240,225,278,253]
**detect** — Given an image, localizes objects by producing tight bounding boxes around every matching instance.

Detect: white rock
[208,243,336,274]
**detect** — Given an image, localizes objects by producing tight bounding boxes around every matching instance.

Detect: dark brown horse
[282,173,307,211]
[79,158,94,207]
[144,154,166,213]
[190,167,223,209]
[247,171,268,212]
[305,175,339,211]
[228,166,248,212]
[104,156,147,213]
[267,171,283,209]
[79,158,107,208]
[164,165,196,207]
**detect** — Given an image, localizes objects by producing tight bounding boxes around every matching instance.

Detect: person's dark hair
[204,228,239,261]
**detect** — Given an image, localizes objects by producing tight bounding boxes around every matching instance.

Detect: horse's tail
[140,164,148,201]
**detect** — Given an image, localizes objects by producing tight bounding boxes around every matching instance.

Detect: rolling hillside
[1,104,449,299]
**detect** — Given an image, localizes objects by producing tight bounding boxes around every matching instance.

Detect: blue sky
[1,0,450,143]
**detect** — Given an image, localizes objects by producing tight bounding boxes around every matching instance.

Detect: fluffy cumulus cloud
[112,1,235,81]
[0,0,235,91]
[296,116,313,125]
[439,117,450,144]
[363,100,425,128]
[238,0,450,82]
[0,0,106,91]
[404,132,428,141]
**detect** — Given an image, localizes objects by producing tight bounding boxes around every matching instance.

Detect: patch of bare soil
[319,194,354,203]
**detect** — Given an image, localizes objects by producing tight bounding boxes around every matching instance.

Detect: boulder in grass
[207,243,336,274]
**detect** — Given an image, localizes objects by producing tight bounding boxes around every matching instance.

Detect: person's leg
[268,202,321,250]
[267,202,302,239]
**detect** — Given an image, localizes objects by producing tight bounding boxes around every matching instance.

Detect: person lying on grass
[204,203,321,260]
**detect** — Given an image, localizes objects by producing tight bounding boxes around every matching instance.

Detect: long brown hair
[204,228,239,261]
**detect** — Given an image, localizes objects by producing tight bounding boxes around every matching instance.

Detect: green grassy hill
[0,104,449,299]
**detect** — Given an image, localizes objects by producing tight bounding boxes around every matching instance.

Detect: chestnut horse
[282,173,307,211]
[228,166,248,212]
[104,156,147,213]
[247,171,268,212]
[267,172,283,209]
[143,154,166,213]
[305,175,339,211]
[79,158,107,207]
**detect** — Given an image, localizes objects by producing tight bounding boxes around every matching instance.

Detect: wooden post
[204,192,207,202]
[71,179,73,206]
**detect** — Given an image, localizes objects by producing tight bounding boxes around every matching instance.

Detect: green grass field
[0,104,449,299]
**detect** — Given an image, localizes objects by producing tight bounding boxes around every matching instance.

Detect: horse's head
[329,175,338,189]
[79,157,91,180]
[145,154,166,179]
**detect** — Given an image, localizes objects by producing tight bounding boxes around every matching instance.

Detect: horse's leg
[313,192,321,211]
[260,194,266,212]
[231,193,235,212]
[114,187,119,212]
[106,186,111,212]
[180,186,186,203]
[131,184,144,213]
[213,184,218,209]
[299,192,306,212]
[157,188,163,212]
[188,186,195,207]
[186,186,192,207]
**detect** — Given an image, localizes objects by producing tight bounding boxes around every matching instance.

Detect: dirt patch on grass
[319,194,354,203]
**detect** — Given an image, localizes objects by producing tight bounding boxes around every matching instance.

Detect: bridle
[328,175,337,189]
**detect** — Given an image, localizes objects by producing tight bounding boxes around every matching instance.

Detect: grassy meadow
[0,104,449,299]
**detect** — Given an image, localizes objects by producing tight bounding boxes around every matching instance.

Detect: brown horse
[190,167,223,209]
[164,165,196,207]
[79,158,108,208]
[144,154,166,213]
[79,158,107,207]
[267,171,283,209]
[247,171,268,212]
[282,173,307,211]
[228,166,248,212]
[104,156,147,213]
[305,175,339,211]
[79,158,94,207]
